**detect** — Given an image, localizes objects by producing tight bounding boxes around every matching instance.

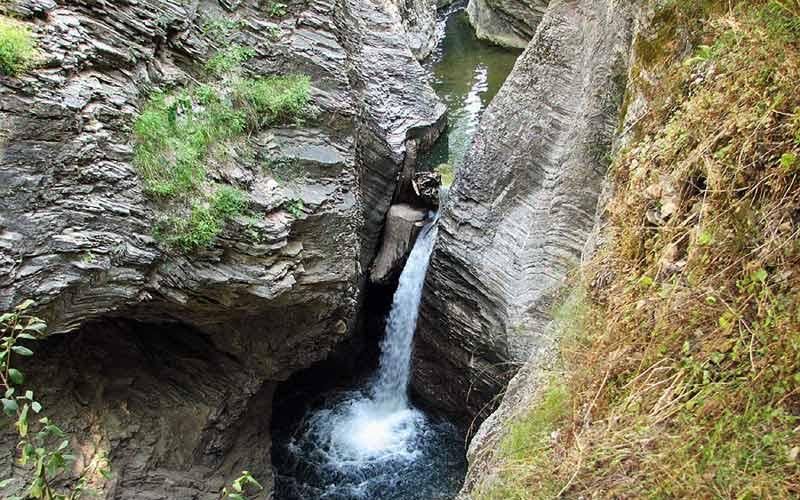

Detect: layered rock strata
[413,0,635,427]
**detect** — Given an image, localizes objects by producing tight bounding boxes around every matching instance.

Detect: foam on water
[275,221,463,499]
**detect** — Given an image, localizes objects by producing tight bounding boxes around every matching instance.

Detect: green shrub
[211,185,247,218]
[168,204,220,251]
[285,199,304,218]
[0,17,36,76]
[266,1,288,17]
[201,17,244,43]
[235,75,310,127]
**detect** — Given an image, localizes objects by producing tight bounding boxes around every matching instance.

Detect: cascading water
[273,5,523,498]
[372,221,437,411]
[274,218,465,500]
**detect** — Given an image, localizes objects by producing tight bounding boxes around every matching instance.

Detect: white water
[372,220,438,411]
[305,220,438,461]
[277,219,451,499]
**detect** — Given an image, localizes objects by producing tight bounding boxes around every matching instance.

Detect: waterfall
[276,216,456,500]
[372,220,438,410]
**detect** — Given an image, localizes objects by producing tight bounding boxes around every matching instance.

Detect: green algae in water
[424,10,522,172]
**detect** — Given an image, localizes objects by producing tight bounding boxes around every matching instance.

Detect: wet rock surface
[414,0,635,429]
[466,0,548,48]
[0,0,443,496]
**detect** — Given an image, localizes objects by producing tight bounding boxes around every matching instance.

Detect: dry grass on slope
[479,1,800,498]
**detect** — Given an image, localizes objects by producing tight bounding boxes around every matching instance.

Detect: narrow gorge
[2,0,799,499]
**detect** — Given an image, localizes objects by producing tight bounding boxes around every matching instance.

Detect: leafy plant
[155,185,248,251]
[285,199,304,218]
[220,470,263,500]
[202,17,244,43]
[0,301,109,499]
[0,16,37,76]
[133,88,246,198]
[266,2,288,18]
[266,26,282,42]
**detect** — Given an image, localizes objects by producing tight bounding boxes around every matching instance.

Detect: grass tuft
[0,16,36,76]
[133,87,246,198]
[133,76,309,200]
[154,185,248,252]
[205,44,255,76]
[234,75,311,128]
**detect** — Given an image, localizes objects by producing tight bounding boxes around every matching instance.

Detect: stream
[272,5,521,499]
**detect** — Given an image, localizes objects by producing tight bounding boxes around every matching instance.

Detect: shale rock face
[413,0,635,424]
[0,0,442,496]
[466,0,548,48]
[392,0,439,59]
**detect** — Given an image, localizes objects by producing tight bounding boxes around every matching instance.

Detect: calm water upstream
[424,5,522,171]
[272,6,521,500]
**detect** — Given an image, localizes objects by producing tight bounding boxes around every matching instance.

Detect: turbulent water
[274,222,466,500]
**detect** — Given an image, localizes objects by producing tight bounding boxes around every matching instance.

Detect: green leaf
[751,268,768,283]
[31,401,42,413]
[29,476,43,498]
[8,368,24,385]
[24,390,33,401]
[17,404,29,437]
[25,322,46,334]
[780,151,797,172]
[1,398,18,415]
[15,299,34,311]
[638,275,654,288]
[11,346,33,356]
[17,333,37,340]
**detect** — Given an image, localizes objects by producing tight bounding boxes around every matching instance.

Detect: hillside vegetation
[480,0,800,497]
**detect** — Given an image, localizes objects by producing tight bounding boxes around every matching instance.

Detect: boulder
[466,0,549,48]
[370,204,429,284]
